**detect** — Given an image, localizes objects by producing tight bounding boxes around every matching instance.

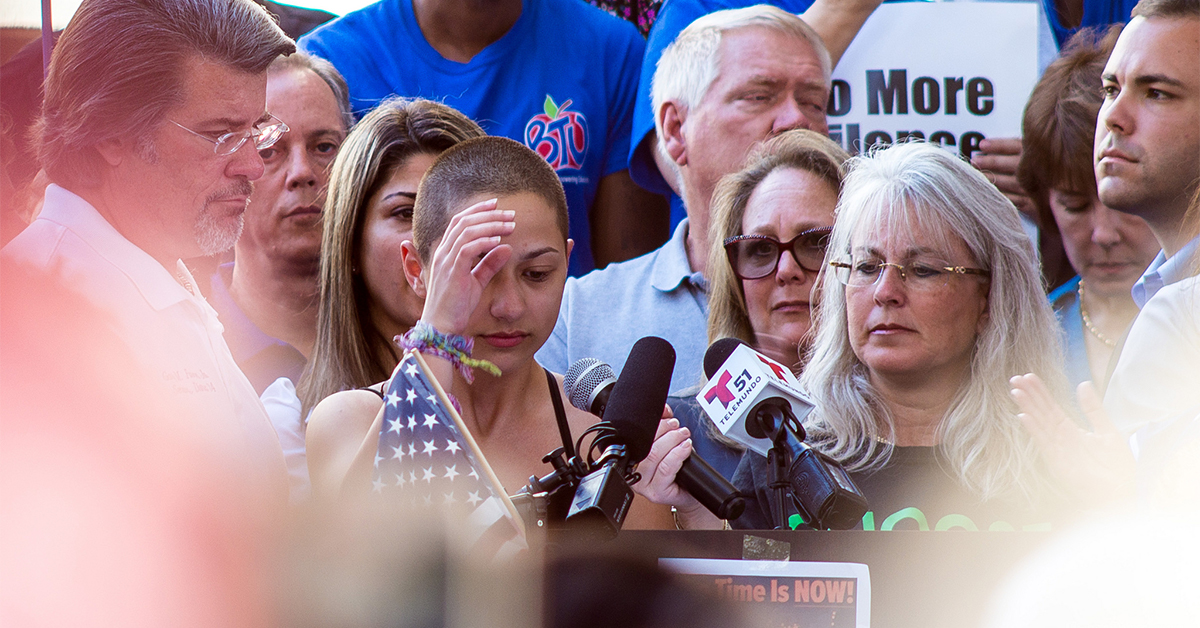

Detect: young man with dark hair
[1095,0,1200,434]
[1096,0,1200,304]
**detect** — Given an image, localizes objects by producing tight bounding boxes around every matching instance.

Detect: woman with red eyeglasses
[650,129,848,484]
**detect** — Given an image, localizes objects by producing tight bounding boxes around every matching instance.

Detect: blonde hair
[801,141,1070,500]
[651,5,831,188]
[299,99,484,413]
[693,130,846,450]
[706,129,848,366]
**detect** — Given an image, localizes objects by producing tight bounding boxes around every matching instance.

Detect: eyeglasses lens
[731,230,829,280]
[837,260,954,290]
[254,122,287,150]
[211,119,288,155]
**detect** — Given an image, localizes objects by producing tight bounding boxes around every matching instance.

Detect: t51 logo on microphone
[697,344,815,457]
[703,368,759,408]
[703,370,736,407]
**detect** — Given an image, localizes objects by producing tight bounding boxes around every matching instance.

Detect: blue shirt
[1048,276,1091,392]
[300,0,645,276]
[1043,0,1137,48]
[205,263,307,395]
[536,219,710,394]
[1131,235,1199,308]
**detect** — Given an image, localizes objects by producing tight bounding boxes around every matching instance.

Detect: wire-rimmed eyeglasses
[723,227,833,280]
[170,114,289,156]
[829,259,990,291]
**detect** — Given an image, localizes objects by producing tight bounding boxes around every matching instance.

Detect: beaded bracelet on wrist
[396,321,501,384]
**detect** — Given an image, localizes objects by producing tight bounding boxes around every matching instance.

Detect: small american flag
[373,351,527,561]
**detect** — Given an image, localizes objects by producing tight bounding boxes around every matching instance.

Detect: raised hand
[1010,373,1136,505]
[419,198,516,335]
[972,138,1034,218]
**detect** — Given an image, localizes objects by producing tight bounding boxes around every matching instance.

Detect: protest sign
[828,2,1039,158]
[661,558,871,627]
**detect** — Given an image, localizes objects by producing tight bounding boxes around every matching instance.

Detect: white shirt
[2,185,287,499]
[1106,274,1200,436]
[261,377,311,503]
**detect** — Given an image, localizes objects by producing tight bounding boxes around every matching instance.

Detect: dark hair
[37,0,295,189]
[1132,0,1200,19]
[1018,26,1122,229]
[412,136,569,263]
[299,98,485,414]
[268,52,353,131]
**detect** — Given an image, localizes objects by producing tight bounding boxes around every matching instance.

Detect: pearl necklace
[1078,279,1117,348]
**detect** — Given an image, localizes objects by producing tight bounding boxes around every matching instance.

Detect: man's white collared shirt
[2,185,287,497]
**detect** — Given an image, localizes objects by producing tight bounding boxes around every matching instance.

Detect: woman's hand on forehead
[419,198,516,335]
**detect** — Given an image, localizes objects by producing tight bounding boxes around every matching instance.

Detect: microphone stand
[749,398,870,531]
[765,438,793,530]
[753,401,798,531]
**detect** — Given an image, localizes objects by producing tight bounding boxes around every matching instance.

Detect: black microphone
[565,350,747,521]
[591,336,675,463]
[703,336,746,379]
[700,338,868,530]
[567,337,676,536]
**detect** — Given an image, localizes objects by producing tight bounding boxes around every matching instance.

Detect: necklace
[1078,279,1117,348]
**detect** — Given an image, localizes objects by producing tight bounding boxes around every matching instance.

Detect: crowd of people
[1,0,1198,624]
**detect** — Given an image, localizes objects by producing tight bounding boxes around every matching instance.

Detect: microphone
[698,338,815,457]
[564,353,746,521]
[566,337,676,536]
[564,358,617,418]
[703,337,746,380]
[697,338,868,530]
[589,336,674,463]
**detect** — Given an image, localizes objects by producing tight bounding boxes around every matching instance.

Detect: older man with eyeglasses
[2,0,296,504]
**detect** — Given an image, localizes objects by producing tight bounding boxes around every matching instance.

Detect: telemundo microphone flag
[373,350,527,561]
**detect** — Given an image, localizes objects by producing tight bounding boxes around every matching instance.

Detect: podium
[549,530,1052,628]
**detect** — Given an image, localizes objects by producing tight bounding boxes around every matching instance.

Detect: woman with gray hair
[639,141,1071,530]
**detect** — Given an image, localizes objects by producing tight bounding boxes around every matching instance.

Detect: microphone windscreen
[703,337,747,379]
[563,358,617,414]
[603,336,675,463]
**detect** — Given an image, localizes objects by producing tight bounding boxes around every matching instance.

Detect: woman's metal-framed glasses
[723,226,833,281]
[829,259,990,291]
[170,114,289,156]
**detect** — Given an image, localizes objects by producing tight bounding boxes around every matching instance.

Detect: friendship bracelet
[396,321,501,384]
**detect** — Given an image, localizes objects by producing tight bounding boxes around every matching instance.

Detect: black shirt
[731,446,1057,532]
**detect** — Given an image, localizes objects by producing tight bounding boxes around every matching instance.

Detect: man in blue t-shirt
[300,0,669,276]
